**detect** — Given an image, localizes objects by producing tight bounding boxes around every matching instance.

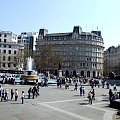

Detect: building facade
[104,46,120,76]
[0,31,24,70]
[17,32,38,51]
[36,26,104,78]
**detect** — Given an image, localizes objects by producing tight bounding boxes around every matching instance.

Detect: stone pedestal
[59,70,62,77]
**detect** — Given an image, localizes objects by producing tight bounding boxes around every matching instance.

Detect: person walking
[109,89,113,106]
[21,91,24,104]
[74,82,78,91]
[57,78,60,88]
[92,89,95,100]
[15,89,18,101]
[32,86,36,99]
[88,90,92,105]
[1,89,4,101]
[0,85,3,100]
[11,89,14,100]
[4,89,8,101]
[82,86,85,96]
[80,86,83,96]
[28,87,32,99]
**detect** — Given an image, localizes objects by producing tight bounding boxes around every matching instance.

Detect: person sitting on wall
[106,82,110,89]
[113,84,117,91]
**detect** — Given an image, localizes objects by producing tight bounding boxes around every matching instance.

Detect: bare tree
[11,46,24,69]
[0,50,3,68]
[35,44,63,73]
[103,59,111,76]
[114,63,120,76]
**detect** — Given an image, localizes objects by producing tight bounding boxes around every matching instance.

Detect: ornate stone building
[36,26,104,78]
[104,46,120,76]
[0,31,24,70]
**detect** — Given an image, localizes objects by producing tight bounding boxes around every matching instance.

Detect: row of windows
[53,46,103,52]
[3,50,16,54]
[18,40,30,44]
[0,34,17,40]
[45,35,102,41]
[63,62,102,68]
[0,45,11,48]
[18,36,29,39]
[2,63,16,68]
[64,56,103,63]
[55,51,103,57]
[0,45,18,49]
[41,40,103,46]
[2,56,16,61]
[0,34,7,37]
[0,39,6,43]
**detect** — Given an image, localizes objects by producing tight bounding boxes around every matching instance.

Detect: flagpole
[86,24,87,40]
[92,25,93,40]
[97,26,98,40]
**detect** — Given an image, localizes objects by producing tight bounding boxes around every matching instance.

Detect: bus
[0,69,24,75]
[0,69,24,84]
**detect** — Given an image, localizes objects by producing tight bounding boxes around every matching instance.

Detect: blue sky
[0,0,120,49]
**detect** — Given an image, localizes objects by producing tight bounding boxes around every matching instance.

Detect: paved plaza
[0,84,120,120]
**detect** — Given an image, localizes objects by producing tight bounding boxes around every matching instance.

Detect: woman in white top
[15,89,18,101]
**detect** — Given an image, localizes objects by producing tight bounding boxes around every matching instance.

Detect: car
[47,78,57,84]
[0,77,3,83]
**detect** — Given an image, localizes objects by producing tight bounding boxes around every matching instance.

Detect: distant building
[36,26,104,78]
[0,31,24,70]
[17,32,38,51]
[104,46,120,76]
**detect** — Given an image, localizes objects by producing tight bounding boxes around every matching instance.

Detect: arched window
[3,56,5,61]
[73,70,76,77]
[81,71,84,77]
[8,63,11,68]
[87,71,90,77]
[66,70,69,77]
[14,57,17,61]
[97,72,99,77]
[8,56,11,61]
[93,71,96,78]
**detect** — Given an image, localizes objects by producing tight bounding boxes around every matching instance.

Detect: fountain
[21,56,38,81]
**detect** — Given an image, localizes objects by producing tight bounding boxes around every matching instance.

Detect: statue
[58,63,61,70]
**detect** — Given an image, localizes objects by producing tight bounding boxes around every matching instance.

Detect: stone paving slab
[0,84,119,120]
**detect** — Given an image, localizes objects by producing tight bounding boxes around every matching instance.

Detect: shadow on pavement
[101,99,109,102]
[10,102,22,104]
[79,102,89,105]
[73,94,80,96]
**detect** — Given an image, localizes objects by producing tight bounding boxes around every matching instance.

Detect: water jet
[21,56,38,81]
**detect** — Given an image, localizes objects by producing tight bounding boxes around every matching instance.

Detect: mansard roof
[46,32,72,37]
[45,32,98,37]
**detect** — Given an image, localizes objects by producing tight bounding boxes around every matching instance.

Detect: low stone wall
[107,79,120,86]
[110,99,120,109]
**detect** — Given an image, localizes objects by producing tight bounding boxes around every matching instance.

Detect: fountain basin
[21,56,38,81]
[21,75,38,80]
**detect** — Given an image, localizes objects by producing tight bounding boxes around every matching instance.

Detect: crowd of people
[56,77,99,105]
[0,74,18,84]
[0,83,40,104]
[56,76,120,105]
[0,75,119,106]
